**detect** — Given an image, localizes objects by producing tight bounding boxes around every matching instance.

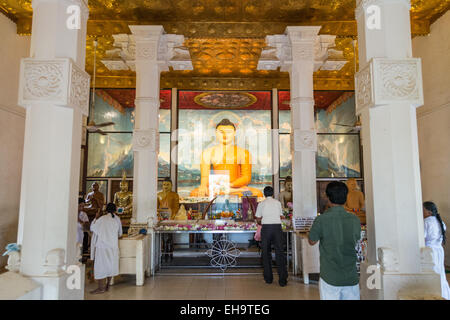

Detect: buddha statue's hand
[196,186,209,197]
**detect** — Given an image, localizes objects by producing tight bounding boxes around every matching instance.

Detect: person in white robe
[77,198,89,246]
[423,201,450,300]
[90,202,123,294]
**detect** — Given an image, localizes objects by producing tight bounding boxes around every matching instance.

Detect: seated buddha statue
[278,175,293,210]
[84,182,105,219]
[344,178,366,224]
[190,119,263,198]
[113,172,133,226]
[157,178,180,220]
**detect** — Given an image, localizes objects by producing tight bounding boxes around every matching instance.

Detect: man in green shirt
[308,181,362,300]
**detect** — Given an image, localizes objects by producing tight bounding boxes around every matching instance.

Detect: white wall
[0,14,30,269]
[413,11,450,267]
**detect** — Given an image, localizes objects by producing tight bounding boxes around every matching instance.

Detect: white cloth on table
[77,211,89,244]
[319,277,360,300]
[424,216,450,300]
[90,214,123,280]
[255,197,282,225]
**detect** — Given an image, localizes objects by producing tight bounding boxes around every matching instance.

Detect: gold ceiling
[1,0,449,90]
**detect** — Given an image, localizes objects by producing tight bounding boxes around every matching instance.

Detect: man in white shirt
[255,186,288,287]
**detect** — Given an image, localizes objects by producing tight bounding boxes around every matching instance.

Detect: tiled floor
[85,273,320,300]
[85,272,450,300]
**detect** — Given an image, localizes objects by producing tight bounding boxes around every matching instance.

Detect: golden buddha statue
[344,178,366,224]
[113,172,133,226]
[278,176,293,210]
[84,182,105,218]
[157,178,180,220]
[190,118,263,198]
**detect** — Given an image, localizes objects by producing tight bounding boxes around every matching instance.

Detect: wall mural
[87,133,133,178]
[86,89,360,187]
[177,91,273,198]
[277,91,360,178]
[86,89,171,178]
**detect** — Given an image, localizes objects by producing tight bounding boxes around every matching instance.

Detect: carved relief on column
[18,58,90,115]
[258,28,344,73]
[291,129,317,153]
[135,43,158,61]
[291,43,314,61]
[420,247,436,273]
[378,247,399,273]
[133,129,159,153]
[355,62,374,114]
[355,58,424,114]
[103,26,193,72]
[43,248,66,276]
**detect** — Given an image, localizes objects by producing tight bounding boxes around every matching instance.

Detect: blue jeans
[319,278,360,300]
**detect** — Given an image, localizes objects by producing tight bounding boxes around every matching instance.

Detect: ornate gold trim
[93,76,354,91]
[16,19,430,37]
[194,92,257,109]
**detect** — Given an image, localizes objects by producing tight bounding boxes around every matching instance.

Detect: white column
[355,0,441,299]
[130,27,192,226]
[259,27,335,282]
[284,27,320,220]
[272,88,280,198]
[170,88,178,190]
[131,25,164,226]
[16,0,90,299]
[285,27,323,283]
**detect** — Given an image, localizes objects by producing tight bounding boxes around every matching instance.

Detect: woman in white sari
[90,203,123,294]
[423,201,450,300]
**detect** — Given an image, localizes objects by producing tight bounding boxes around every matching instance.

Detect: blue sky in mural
[317,134,361,178]
[87,133,133,177]
[87,93,171,178]
[92,92,134,132]
[278,95,361,178]
[316,96,357,133]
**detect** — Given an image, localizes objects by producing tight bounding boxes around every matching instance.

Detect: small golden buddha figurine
[157,178,180,220]
[114,172,133,226]
[189,119,263,198]
[84,182,105,218]
[173,205,188,220]
[344,178,366,224]
[278,176,293,210]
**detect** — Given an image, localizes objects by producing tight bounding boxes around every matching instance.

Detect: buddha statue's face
[347,179,357,191]
[216,125,236,145]
[162,181,172,192]
[92,183,99,192]
[120,181,128,192]
[285,181,292,192]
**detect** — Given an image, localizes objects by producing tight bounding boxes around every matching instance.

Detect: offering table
[117,234,151,286]
[152,220,295,273]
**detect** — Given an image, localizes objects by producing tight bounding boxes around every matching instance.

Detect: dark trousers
[261,224,288,284]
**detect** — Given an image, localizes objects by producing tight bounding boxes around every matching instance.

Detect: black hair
[424,201,446,245]
[325,181,348,205]
[78,197,85,204]
[263,186,274,198]
[216,118,236,130]
[106,202,117,217]
[285,176,292,183]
